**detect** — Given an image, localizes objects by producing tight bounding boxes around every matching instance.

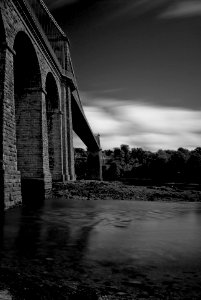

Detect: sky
[44,0,201,151]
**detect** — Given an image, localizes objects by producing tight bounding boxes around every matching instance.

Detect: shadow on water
[0,194,100,298]
[21,180,48,210]
[0,211,4,250]
[0,196,201,299]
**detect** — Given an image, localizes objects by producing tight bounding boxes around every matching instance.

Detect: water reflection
[0,198,201,297]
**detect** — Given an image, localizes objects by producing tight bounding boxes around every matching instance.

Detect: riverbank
[53,180,201,202]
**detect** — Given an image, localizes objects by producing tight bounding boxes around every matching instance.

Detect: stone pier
[0,0,102,209]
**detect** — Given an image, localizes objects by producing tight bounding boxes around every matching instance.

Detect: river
[0,198,201,299]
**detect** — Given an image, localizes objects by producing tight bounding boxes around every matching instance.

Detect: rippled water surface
[1,198,201,297]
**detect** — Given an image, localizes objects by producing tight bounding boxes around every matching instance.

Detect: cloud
[160,0,201,18]
[95,0,161,23]
[73,93,201,151]
[44,0,201,23]
[83,106,120,134]
[97,0,201,22]
[117,0,201,20]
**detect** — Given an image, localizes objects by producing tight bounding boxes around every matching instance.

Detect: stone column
[41,89,52,191]
[0,43,22,209]
[0,44,4,208]
[61,82,70,181]
[53,109,64,181]
[17,87,52,197]
[87,135,103,181]
[46,107,64,182]
[66,86,75,180]
[87,148,103,181]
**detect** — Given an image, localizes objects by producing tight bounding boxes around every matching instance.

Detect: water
[1,198,201,298]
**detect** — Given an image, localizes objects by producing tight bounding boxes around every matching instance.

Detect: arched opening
[14,32,43,184]
[14,31,41,94]
[45,73,62,181]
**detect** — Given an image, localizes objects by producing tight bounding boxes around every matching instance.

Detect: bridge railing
[23,0,69,71]
[29,1,84,110]
[15,0,89,129]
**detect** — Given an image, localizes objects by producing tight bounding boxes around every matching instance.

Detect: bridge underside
[72,94,102,181]
[0,0,102,209]
[72,95,99,152]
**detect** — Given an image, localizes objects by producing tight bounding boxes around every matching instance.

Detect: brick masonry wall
[0,46,4,208]
[0,1,59,207]
[50,111,63,180]
[15,90,44,178]
[66,86,75,180]
[61,81,70,180]
[1,44,22,208]
[0,41,5,167]
[46,73,64,181]
[0,0,80,208]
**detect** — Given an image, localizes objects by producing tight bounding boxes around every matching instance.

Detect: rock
[116,291,127,296]
[0,290,12,300]
[125,280,143,286]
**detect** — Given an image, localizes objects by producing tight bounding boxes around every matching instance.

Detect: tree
[74,148,87,179]
[113,147,121,159]
[131,148,145,164]
[104,149,113,156]
[186,149,201,182]
[120,144,130,165]
[107,161,121,180]
[149,150,169,180]
[102,144,200,183]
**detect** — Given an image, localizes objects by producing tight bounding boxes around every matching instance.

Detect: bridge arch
[13,31,44,186]
[45,72,63,181]
[0,0,102,208]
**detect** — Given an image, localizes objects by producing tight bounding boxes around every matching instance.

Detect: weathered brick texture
[0,0,76,209]
[45,72,64,181]
[66,86,75,180]
[0,0,102,209]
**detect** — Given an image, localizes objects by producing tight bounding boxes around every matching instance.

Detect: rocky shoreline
[53,180,201,202]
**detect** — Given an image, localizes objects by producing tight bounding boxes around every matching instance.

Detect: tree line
[74,145,201,183]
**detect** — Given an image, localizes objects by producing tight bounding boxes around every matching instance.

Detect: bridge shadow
[21,180,49,209]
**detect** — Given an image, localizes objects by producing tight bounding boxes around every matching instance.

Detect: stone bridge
[0,0,102,209]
